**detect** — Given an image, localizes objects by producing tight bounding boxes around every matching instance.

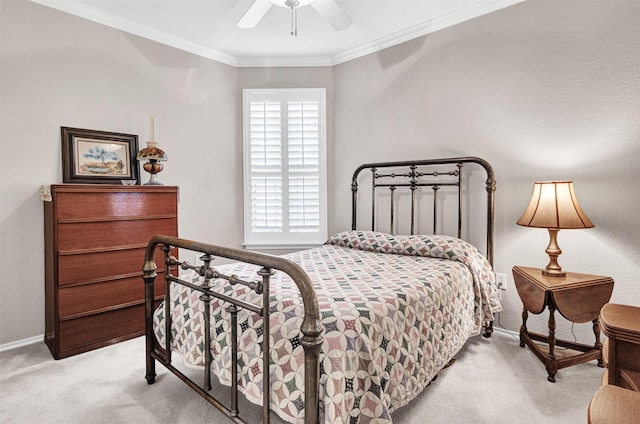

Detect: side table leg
[546,304,557,382]
[593,318,605,368]
[519,307,528,348]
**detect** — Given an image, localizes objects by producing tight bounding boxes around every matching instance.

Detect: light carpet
[0,329,602,423]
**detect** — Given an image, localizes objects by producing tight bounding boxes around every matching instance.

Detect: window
[243,89,327,249]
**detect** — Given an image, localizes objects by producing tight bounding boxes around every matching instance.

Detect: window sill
[243,243,324,251]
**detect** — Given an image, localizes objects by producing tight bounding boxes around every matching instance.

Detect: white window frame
[242,88,328,250]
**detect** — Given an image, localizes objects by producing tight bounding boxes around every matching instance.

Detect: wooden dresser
[43,184,178,359]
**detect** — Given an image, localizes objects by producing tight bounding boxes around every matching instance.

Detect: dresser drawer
[55,190,177,220]
[57,217,177,251]
[58,274,165,319]
[57,302,160,357]
[58,246,170,286]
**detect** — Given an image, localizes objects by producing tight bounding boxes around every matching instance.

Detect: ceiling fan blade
[237,0,273,29]
[310,0,353,31]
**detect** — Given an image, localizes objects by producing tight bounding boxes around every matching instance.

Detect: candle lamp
[137,117,167,185]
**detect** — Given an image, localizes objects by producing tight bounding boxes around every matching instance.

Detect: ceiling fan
[237,0,353,36]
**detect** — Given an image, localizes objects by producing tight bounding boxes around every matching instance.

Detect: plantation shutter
[249,100,282,233]
[288,100,320,232]
[243,89,327,248]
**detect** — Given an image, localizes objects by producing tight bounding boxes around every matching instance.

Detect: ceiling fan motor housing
[275,0,313,8]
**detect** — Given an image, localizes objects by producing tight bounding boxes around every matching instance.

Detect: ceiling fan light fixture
[271,0,314,8]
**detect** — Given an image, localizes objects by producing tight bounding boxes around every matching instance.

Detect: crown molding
[235,55,334,68]
[31,0,525,68]
[331,0,526,65]
[30,0,239,67]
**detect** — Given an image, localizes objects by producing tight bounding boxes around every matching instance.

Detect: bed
[142,157,501,424]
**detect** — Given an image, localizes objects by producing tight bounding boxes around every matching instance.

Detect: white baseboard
[0,335,43,352]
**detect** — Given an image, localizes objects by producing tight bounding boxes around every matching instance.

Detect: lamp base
[142,160,164,186]
[542,268,566,278]
[143,174,163,186]
[543,228,566,278]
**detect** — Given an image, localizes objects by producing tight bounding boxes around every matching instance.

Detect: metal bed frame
[351,157,495,266]
[142,157,496,424]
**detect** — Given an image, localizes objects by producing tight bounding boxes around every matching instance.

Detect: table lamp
[137,117,167,185]
[517,181,594,277]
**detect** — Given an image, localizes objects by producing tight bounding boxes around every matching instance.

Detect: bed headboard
[350,157,496,265]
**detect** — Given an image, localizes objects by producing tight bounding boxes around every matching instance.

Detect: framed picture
[61,127,140,184]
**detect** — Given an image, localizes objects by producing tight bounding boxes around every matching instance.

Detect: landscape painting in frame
[61,127,140,184]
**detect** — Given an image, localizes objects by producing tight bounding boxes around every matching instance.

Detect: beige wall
[1,0,638,346]
[332,0,640,339]
[0,0,243,344]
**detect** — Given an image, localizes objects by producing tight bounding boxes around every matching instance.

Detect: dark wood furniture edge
[513,266,613,291]
[600,303,640,391]
[588,384,640,424]
[600,303,640,343]
[45,183,179,192]
[47,329,144,360]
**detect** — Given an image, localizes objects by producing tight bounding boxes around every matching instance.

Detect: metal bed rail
[350,157,496,266]
[142,235,324,424]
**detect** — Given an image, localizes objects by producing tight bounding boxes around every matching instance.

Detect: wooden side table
[512,266,614,382]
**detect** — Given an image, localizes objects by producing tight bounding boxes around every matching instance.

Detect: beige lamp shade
[517,181,594,229]
[517,181,593,277]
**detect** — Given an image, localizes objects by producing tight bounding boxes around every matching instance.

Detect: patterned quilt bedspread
[153,231,502,423]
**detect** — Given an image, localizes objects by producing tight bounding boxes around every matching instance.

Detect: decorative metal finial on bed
[486,176,497,192]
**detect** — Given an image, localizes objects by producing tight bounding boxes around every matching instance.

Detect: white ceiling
[31,0,524,67]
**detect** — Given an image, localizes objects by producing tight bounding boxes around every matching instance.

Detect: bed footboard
[142,235,324,424]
